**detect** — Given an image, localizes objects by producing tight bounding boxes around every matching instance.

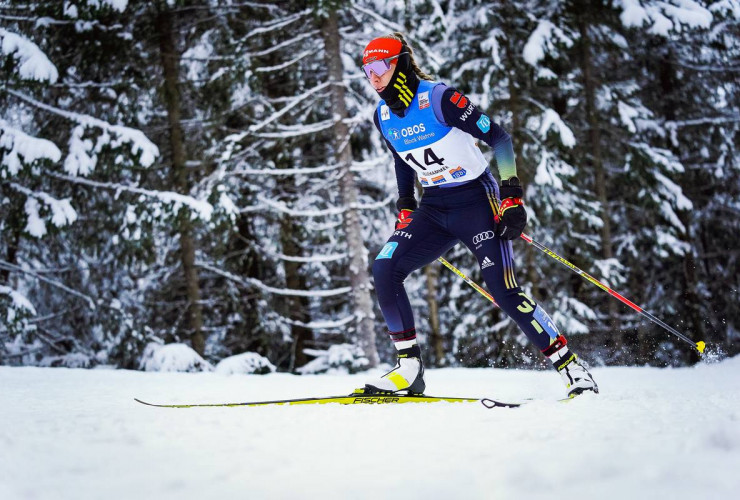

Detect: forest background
[1,0,738,374]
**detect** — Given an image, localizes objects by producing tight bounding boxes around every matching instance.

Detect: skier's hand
[495,177,526,240]
[396,209,414,230]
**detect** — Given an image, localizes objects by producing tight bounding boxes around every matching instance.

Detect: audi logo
[472,231,495,245]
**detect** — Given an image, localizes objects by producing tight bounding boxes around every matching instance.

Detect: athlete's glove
[396,209,414,230]
[495,177,526,240]
[395,196,417,230]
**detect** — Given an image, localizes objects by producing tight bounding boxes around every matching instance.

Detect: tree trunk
[156,5,204,355]
[578,14,620,352]
[279,216,312,370]
[320,9,378,366]
[1,223,20,286]
[230,214,264,353]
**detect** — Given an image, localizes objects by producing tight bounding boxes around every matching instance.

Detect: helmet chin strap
[378,51,420,116]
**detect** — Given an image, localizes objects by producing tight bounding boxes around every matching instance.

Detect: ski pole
[437,257,499,307]
[519,233,706,354]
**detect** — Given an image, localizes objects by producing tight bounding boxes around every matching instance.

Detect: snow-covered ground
[1,357,739,500]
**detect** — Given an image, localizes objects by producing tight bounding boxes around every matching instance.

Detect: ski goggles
[362,53,407,79]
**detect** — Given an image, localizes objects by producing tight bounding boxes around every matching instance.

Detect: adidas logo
[481,256,495,269]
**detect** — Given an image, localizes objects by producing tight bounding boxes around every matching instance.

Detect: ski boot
[364,345,425,395]
[544,335,598,397]
[556,354,598,397]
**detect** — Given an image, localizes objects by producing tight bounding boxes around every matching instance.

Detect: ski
[480,394,588,409]
[134,389,482,408]
[134,388,582,409]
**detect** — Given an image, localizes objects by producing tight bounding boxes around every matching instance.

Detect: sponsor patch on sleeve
[450,91,461,104]
[476,114,491,133]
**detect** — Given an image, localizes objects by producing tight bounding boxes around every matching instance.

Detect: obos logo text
[390,123,426,140]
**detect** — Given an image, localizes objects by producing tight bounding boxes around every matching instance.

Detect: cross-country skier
[362,32,598,397]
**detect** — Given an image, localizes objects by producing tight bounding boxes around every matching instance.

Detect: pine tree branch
[0,260,96,309]
[250,192,393,217]
[47,172,213,220]
[666,114,740,127]
[196,261,352,298]
[240,9,311,43]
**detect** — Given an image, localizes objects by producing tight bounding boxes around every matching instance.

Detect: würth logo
[450,91,469,109]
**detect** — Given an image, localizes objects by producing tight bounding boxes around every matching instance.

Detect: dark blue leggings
[372,172,561,351]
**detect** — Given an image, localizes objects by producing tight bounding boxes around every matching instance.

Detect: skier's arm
[432,85,518,182]
[374,111,417,210]
[432,85,526,239]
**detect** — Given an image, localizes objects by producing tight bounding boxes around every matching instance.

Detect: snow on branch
[0,285,37,316]
[0,260,96,309]
[224,82,332,140]
[280,314,355,330]
[666,114,740,127]
[710,0,740,18]
[252,119,336,139]
[244,31,318,58]
[253,192,394,217]
[9,183,77,237]
[230,156,386,176]
[241,9,310,43]
[245,236,348,265]
[5,89,159,171]
[0,28,58,82]
[534,151,576,191]
[616,0,713,36]
[49,173,213,221]
[270,250,347,264]
[633,143,684,173]
[522,20,573,67]
[654,171,693,212]
[254,49,314,73]
[524,99,576,147]
[196,261,352,298]
[0,120,62,176]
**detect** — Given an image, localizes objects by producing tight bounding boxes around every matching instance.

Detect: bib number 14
[404,148,445,171]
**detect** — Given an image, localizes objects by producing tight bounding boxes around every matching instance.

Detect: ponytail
[389,32,434,81]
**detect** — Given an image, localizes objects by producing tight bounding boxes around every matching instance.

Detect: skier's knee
[373,255,408,287]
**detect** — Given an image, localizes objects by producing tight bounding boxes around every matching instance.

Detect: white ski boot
[365,350,425,395]
[544,335,598,397]
[557,354,598,397]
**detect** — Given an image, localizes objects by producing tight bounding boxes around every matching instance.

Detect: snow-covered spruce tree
[627,1,740,362]
[0,0,167,366]
[0,0,231,367]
